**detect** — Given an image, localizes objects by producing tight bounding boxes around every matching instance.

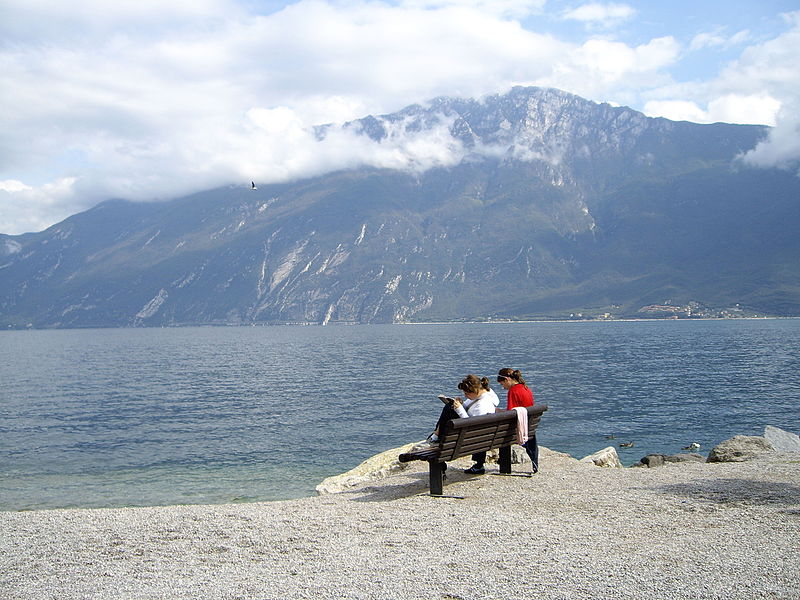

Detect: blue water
[1,319,798,511]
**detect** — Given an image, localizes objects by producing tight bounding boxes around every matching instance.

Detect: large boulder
[706,435,774,463]
[316,442,416,495]
[486,444,528,464]
[580,446,622,468]
[764,426,800,453]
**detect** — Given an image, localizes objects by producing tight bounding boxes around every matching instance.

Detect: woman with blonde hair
[497,368,539,473]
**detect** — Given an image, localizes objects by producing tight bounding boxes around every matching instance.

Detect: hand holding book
[438,395,463,411]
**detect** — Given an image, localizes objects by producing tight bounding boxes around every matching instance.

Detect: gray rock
[635,453,706,468]
[764,425,800,453]
[641,454,665,468]
[706,435,774,463]
[664,453,705,463]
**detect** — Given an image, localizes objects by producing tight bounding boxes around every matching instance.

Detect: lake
[1,319,798,511]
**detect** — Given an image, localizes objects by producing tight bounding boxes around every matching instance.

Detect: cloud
[1,0,576,233]
[740,99,800,174]
[561,2,635,28]
[690,28,751,52]
[1,1,799,234]
[241,108,471,178]
[706,94,781,125]
[642,11,800,174]
[543,36,680,101]
[0,0,240,43]
[720,11,800,171]
[643,94,780,125]
[0,178,78,234]
[398,0,546,19]
[642,100,708,123]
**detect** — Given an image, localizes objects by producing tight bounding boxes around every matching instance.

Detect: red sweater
[507,383,534,409]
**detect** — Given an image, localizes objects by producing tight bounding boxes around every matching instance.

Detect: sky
[1,0,799,235]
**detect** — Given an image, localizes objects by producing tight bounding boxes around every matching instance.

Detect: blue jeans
[523,434,539,472]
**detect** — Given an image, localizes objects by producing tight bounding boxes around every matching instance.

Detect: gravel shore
[2,448,798,600]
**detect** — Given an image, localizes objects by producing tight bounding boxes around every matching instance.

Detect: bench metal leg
[429,461,445,495]
[499,445,512,474]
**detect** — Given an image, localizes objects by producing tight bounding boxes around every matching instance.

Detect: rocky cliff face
[2,86,799,328]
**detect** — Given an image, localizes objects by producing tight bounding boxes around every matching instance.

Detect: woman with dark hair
[416,374,499,474]
[497,368,539,473]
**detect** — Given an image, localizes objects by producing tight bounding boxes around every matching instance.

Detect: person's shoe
[463,464,485,475]
[412,440,436,451]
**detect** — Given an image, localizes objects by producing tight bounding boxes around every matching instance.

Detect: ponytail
[498,367,526,386]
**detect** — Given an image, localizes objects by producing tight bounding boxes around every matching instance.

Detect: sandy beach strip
[1,448,798,600]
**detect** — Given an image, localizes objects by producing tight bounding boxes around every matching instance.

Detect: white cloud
[1,1,799,234]
[0,178,79,234]
[643,94,780,125]
[707,94,780,126]
[0,180,32,193]
[561,2,635,28]
[690,29,750,51]
[741,99,800,174]
[640,10,800,178]
[0,0,241,43]
[399,0,546,19]
[642,100,708,123]
[544,36,680,100]
[2,0,581,234]
[719,11,800,170]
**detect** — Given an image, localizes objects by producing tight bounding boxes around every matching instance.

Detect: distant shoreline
[4,314,799,332]
[399,315,800,325]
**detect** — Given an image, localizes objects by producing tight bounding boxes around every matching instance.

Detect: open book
[438,394,456,405]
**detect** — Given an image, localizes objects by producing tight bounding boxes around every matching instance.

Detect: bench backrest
[437,404,548,462]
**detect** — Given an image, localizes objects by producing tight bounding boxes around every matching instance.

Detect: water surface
[1,319,798,510]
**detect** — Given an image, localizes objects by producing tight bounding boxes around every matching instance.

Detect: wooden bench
[399,404,548,495]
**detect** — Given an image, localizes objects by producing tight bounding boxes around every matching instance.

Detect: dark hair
[497,368,526,386]
[457,374,486,395]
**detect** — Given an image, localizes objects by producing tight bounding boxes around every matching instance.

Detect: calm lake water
[1,319,798,511]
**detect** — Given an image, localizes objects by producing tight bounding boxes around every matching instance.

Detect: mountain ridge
[2,86,798,329]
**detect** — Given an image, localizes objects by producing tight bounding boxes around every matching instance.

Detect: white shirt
[455,388,500,418]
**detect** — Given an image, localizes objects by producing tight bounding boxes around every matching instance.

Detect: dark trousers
[471,451,486,467]
[524,433,539,472]
[434,404,460,433]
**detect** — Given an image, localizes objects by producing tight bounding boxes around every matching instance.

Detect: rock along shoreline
[2,428,799,600]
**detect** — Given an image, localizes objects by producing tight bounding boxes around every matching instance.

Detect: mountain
[2,86,799,328]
